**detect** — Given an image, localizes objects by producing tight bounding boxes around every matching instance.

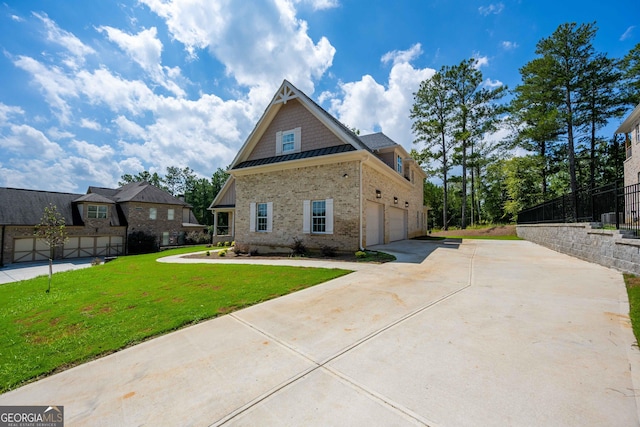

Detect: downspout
[359,156,367,251]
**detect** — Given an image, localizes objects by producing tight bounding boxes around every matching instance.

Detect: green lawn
[0,247,351,392]
[624,274,640,344]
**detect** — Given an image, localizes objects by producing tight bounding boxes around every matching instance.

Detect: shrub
[186,231,209,245]
[289,237,307,256]
[320,245,338,257]
[91,257,102,266]
[217,241,224,247]
[224,241,230,247]
[205,251,210,257]
[218,249,227,257]
[231,241,236,247]
[249,248,259,256]
[355,251,367,259]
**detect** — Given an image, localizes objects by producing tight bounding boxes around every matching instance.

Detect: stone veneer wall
[235,160,361,252]
[517,223,640,275]
[121,202,191,246]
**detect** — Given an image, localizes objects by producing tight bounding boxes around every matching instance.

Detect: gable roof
[90,182,189,206]
[229,80,371,169]
[616,103,640,134]
[0,187,84,226]
[74,193,115,204]
[360,132,399,151]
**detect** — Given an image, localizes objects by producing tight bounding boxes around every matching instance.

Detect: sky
[0,0,638,193]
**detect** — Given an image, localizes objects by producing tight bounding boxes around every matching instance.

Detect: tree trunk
[565,85,579,220]
[461,140,468,229]
[441,131,449,230]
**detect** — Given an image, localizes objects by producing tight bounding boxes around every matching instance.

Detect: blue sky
[0,0,637,192]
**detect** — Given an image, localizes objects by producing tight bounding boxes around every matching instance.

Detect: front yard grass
[624,274,640,344]
[0,246,351,393]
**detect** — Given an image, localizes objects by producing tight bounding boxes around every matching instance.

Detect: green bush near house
[0,246,351,392]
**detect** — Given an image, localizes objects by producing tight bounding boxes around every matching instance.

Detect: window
[149,208,157,220]
[636,123,640,143]
[282,132,295,152]
[168,209,174,220]
[88,205,107,219]
[250,202,272,232]
[276,127,301,155]
[312,200,326,233]
[397,155,403,174]
[257,203,268,231]
[303,199,333,234]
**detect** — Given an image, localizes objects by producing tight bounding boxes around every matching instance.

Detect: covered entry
[366,201,384,246]
[389,207,407,242]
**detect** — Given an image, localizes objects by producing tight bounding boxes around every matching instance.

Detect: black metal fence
[517,182,640,236]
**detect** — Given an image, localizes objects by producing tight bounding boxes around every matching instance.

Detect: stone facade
[122,202,203,246]
[235,160,361,252]
[517,223,640,275]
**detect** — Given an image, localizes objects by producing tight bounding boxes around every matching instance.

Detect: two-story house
[209,80,428,253]
[0,181,202,265]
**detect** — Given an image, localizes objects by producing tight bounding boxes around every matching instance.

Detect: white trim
[266,202,273,232]
[275,131,283,156]
[303,200,311,234]
[249,203,256,232]
[276,127,301,155]
[325,198,334,234]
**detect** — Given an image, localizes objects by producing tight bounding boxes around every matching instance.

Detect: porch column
[213,210,218,237]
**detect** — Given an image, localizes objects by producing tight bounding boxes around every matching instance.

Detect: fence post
[615,181,620,229]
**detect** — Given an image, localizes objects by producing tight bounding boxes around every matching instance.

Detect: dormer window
[276,127,301,155]
[88,205,107,219]
[396,155,403,174]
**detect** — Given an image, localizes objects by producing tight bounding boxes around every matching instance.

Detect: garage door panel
[389,207,407,242]
[366,202,383,247]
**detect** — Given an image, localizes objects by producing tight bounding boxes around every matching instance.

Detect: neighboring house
[0,181,202,266]
[617,103,640,188]
[617,103,640,225]
[208,80,427,252]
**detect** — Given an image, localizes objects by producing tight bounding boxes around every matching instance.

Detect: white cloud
[47,128,75,140]
[325,47,435,151]
[473,53,489,69]
[13,55,78,124]
[483,78,503,88]
[79,118,102,131]
[296,0,340,10]
[11,15,24,22]
[620,26,635,41]
[141,0,335,103]
[70,139,115,162]
[33,12,95,68]
[1,124,64,160]
[0,103,24,126]
[97,26,185,96]
[501,41,518,50]
[381,43,423,66]
[478,3,504,16]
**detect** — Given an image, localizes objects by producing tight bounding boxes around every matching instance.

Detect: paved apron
[1,240,638,426]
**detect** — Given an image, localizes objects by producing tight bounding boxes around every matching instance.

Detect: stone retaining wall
[517,223,640,275]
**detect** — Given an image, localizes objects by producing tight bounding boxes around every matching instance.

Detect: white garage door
[389,207,407,242]
[13,238,49,263]
[63,236,125,259]
[366,201,384,247]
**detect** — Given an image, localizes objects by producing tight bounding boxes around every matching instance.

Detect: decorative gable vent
[273,83,298,105]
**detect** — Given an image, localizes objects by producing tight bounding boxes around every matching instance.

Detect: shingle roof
[359,132,399,150]
[0,188,84,225]
[74,193,115,204]
[233,144,356,169]
[92,182,189,206]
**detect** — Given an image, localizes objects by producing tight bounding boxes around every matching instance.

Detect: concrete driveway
[1,239,639,426]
